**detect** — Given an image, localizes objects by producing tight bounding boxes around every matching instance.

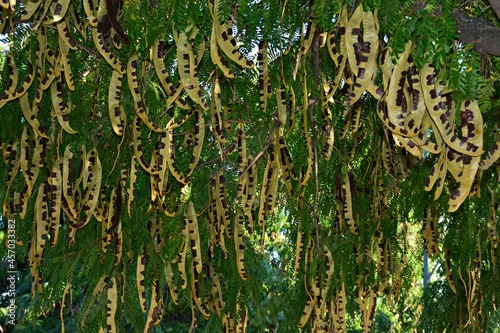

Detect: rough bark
[488,0,500,20]
[453,9,500,56]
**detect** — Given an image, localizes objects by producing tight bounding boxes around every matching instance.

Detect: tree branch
[237,120,280,180]
[308,101,321,252]
[488,0,500,19]
[453,9,500,56]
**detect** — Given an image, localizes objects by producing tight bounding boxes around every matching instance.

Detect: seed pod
[214,20,254,68]
[405,54,426,131]
[258,39,270,110]
[215,171,232,238]
[326,8,349,98]
[101,189,114,253]
[83,0,98,26]
[106,277,118,333]
[210,77,226,143]
[165,260,179,305]
[345,5,364,83]
[113,217,123,266]
[330,282,347,333]
[50,78,77,134]
[487,191,498,249]
[165,122,187,184]
[19,127,30,186]
[186,201,202,274]
[299,292,315,327]
[183,108,205,177]
[358,284,377,332]
[346,8,381,105]
[317,246,334,315]
[175,27,209,110]
[127,55,159,131]
[385,41,414,136]
[21,0,43,20]
[445,101,483,212]
[294,231,305,274]
[2,142,20,219]
[70,3,87,39]
[108,70,126,136]
[236,123,248,199]
[144,280,163,333]
[479,142,500,171]
[74,149,102,229]
[234,208,247,280]
[210,24,234,78]
[324,246,334,283]
[341,171,358,235]
[136,252,148,312]
[303,237,315,273]
[126,156,138,217]
[178,216,189,289]
[293,19,316,79]
[210,269,225,316]
[257,141,279,239]
[277,127,297,196]
[421,63,482,156]
[1,55,19,98]
[60,281,71,332]
[38,50,58,93]
[132,116,158,174]
[190,260,210,318]
[92,27,124,73]
[207,180,219,258]
[392,134,422,157]
[235,304,248,333]
[374,226,384,267]
[300,20,316,56]
[49,162,62,247]
[61,146,78,220]
[189,296,198,333]
[151,37,185,108]
[321,99,335,160]
[35,181,50,262]
[19,94,47,139]
[447,154,480,212]
[1,56,35,104]
[423,206,439,256]
[57,19,77,53]
[276,85,287,126]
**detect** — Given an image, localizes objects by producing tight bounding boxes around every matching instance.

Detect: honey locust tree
[1,0,500,332]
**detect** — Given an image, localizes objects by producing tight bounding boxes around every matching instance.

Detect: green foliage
[1,0,500,332]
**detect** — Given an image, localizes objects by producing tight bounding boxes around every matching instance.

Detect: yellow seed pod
[210,24,235,78]
[479,142,500,171]
[421,63,483,156]
[341,171,358,235]
[234,208,247,280]
[108,69,126,136]
[92,27,124,73]
[136,252,148,312]
[50,78,77,134]
[49,162,62,247]
[175,28,209,110]
[214,21,254,68]
[105,277,118,333]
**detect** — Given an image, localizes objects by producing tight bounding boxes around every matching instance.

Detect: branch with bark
[453,7,500,56]
[488,0,500,20]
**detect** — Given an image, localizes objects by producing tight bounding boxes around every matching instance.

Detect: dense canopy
[1,0,500,332]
